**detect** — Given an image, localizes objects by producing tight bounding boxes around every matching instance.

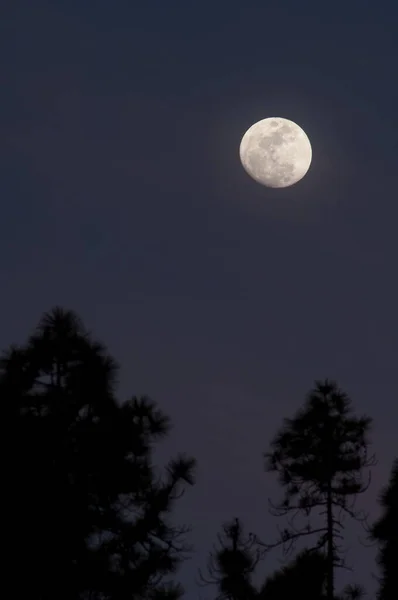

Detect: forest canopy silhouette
[4,307,396,600]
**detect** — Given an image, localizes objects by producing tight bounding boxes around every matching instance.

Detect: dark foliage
[371,458,398,600]
[259,549,365,600]
[199,518,260,600]
[257,379,374,600]
[259,548,328,600]
[4,307,196,599]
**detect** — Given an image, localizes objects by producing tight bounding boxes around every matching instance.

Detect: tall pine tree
[257,379,374,600]
[5,307,196,600]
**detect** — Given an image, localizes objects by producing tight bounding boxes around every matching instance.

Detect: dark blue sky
[2,1,397,596]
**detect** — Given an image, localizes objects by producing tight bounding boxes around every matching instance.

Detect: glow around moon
[239,117,312,188]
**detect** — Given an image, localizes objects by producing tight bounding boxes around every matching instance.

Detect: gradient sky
[2,1,397,597]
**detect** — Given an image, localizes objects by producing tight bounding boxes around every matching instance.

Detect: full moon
[239,117,312,188]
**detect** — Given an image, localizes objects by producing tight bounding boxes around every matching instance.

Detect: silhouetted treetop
[199,518,260,600]
[4,306,196,600]
[258,379,374,600]
[266,379,373,495]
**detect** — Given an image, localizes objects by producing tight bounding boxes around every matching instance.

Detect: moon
[239,117,312,188]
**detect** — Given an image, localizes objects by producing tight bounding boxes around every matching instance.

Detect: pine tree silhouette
[370,458,398,600]
[255,379,374,600]
[199,518,260,600]
[5,307,196,599]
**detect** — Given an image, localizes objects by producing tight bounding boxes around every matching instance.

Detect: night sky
[2,1,397,596]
